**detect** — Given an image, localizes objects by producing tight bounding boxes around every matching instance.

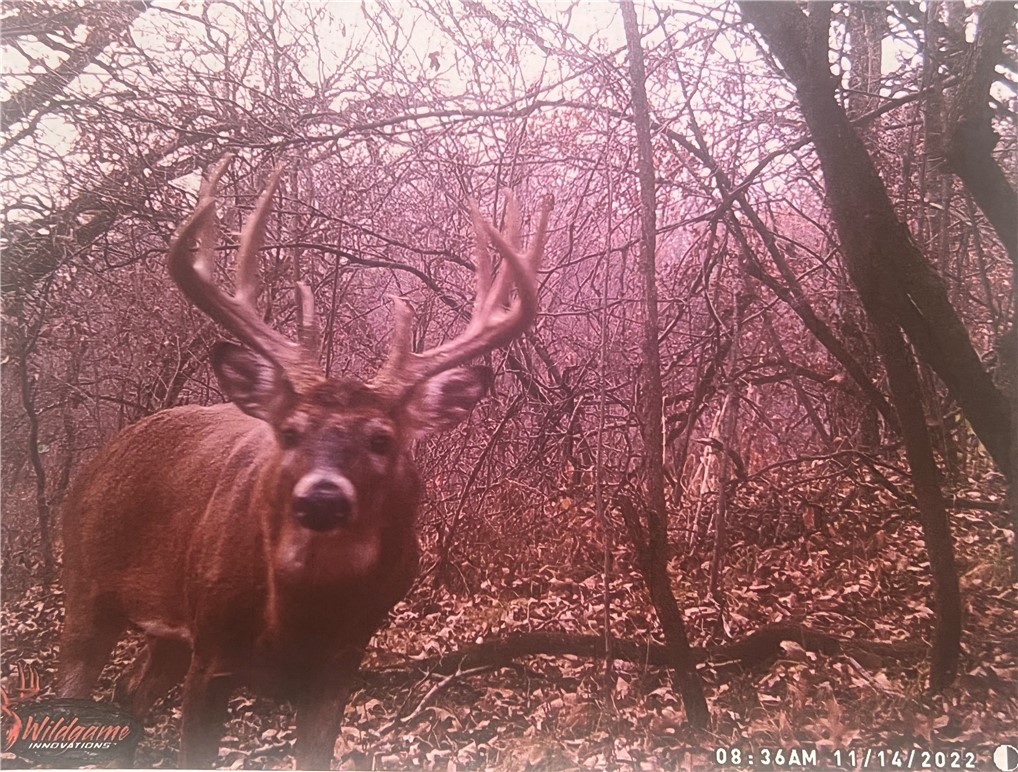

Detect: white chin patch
[276,524,381,585]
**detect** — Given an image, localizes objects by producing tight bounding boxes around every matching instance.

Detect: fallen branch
[364,623,925,684]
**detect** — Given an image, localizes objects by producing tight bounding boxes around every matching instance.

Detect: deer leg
[178,657,232,769]
[293,652,363,770]
[294,685,350,771]
[114,636,191,717]
[57,607,123,699]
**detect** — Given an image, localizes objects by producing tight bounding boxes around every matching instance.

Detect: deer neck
[256,456,422,645]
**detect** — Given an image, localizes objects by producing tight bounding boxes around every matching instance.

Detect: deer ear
[407,366,491,435]
[211,342,295,423]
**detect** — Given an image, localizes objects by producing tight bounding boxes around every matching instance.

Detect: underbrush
[1,494,1014,769]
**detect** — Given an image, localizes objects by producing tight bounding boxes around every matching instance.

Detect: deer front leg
[293,652,363,770]
[179,657,233,768]
[57,607,123,699]
[114,636,191,716]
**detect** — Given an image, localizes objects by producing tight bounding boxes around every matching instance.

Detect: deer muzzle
[292,474,357,531]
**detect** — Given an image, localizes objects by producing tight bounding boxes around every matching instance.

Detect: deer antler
[371,192,553,399]
[168,155,321,387]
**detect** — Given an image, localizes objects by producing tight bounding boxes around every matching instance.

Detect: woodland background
[1,1,1015,769]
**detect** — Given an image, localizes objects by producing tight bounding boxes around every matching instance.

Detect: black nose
[293,483,352,531]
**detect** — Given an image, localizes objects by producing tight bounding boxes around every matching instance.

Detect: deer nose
[293,482,353,531]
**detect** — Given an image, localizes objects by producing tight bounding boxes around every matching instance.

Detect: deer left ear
[406,366,492,435]
[211,342,296,423]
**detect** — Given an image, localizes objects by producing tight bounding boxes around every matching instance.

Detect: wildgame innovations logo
[1,664,142,765]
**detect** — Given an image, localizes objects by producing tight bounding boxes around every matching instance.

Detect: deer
[57,155,552,769]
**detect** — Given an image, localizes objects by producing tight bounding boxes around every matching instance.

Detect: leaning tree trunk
[944,1,1017,268]
[739,3,1013,485]
[739,1,971,691]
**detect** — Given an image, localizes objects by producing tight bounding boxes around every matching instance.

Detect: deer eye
[278,426,301,448]
[368,430,393,455]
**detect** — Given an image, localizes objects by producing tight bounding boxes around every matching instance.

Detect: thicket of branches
[2,0,1014,735]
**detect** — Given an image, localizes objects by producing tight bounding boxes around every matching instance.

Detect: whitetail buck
[58,155,552,769]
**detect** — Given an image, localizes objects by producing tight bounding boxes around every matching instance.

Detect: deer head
[168,156,550,572]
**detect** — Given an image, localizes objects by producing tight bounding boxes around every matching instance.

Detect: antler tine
[371,193,552,398]
[168,156,319,380]
[188,154,232,283]
[378,296,415,375]
[477,193,528,323]
[505,191,523,250]
[235,165,285,305]
[476,192,551,338]
[469,199,493,318]
[470,192,524,325]
[295,281,321,358]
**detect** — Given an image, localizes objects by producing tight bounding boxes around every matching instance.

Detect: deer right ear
[211,342,295,423]
[405,365,492,435]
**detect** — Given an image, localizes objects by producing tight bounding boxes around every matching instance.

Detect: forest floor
[1,492,1015,770]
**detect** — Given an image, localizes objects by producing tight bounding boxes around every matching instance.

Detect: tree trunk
[620,0,709,728]
[739,3,1013,487]
[739,1,970,690]
[16,335,55,584]
[1,2,149,129]
[945,2,1018,267]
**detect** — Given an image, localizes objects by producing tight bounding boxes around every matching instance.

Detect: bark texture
[739,1,976,691]
[620,0,710,727]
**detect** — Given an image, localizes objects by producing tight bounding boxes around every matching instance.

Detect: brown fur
[58,161,545,769]
[59,389,424,768]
